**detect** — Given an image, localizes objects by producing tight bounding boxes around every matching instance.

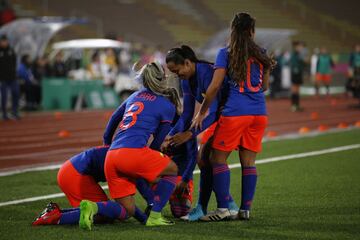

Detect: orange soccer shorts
[105,147,171,199]
[316,73,331,84]
[212,115,268,153]
[200,122,218,145]
[57,160,108,207]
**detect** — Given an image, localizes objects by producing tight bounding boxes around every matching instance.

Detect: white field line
[0,127,357,177]
[0,143,359,207]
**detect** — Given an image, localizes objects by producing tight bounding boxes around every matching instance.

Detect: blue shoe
[228,201,239,220]
[180,204,205,221]
[229,200,239,211]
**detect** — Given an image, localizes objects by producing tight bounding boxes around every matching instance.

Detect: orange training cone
[58,130,71,138]
[317,124,329,132]
[54,112,63,120]
[337,122,348,129]
[299,126,310,134]
[310,112,319,120]
[266,131,278,138]
[355,121,360,128]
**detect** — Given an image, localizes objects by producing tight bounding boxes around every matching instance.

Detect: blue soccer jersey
[70,146,109,182]
[103,88,176,150]
[214,47,267,116]
[169,62,228,137]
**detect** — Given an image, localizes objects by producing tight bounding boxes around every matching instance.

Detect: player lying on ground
[32,146,148,226]
[162,45,239,221]
[78,62,182,230]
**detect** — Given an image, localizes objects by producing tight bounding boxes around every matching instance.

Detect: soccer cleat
[238,209,250,220]
[32,202,61,226]
[200,208,231,222]
[179,204,205,221]
[79,200,98,230]
[145,211,175,226]
[144,203,153,217]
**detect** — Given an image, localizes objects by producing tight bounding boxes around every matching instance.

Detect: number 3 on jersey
[119,102,144,130]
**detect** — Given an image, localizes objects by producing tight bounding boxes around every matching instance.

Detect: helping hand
[170,131,193,146]
[190,111,206,131]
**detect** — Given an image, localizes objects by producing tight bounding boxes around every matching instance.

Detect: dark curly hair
[228,12,274,84]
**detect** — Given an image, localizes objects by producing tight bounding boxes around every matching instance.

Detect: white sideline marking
[0,127,356,177]
[0,143,359,207]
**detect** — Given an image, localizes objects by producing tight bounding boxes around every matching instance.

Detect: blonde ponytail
[136,62,182,115]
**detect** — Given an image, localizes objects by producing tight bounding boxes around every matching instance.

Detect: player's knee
[168,161,178,174]
[240,158,256,167]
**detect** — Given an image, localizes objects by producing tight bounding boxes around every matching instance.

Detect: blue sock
[96,200,128,220]
[61,207,77,213]
[241,166,257,210]
[198,165,212,213]
[152,175,177,212]
[136,178,155,205]
[59,209,80,225]
[212,163,230,208]
[134,206,147,224]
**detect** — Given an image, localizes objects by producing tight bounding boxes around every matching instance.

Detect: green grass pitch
[0,129,359,240]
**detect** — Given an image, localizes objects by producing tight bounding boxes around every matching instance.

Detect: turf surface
[0,129,359,239]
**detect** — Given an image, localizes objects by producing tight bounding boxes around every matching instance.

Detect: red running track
[0,96,359,172]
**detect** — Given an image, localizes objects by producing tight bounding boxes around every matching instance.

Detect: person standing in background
[315,47,334,96]
[347,44,360,98]
[0,34,19,120]
[17,54,38,111]
[51,52,67,77]
[32,55,51,108]
[310,48,319,90]
[270,49,282,98]
[290,41,305,112]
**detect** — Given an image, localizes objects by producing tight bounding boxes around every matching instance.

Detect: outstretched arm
[103,102,126,145]
[192,68,226,130]
[168,81,195,136]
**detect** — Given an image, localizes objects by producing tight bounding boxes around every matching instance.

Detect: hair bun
[235,12,254,32]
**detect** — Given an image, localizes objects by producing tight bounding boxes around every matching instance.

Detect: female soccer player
[164,46,238,221]
[192,12,273,221]
[79,62,182,230]
[32,146,148,226]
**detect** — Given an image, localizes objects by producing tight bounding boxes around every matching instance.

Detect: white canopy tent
[52,39,130,50]
[200,28,297,60]
[0,17,86,59]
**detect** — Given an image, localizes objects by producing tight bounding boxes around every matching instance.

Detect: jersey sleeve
[214,48,229,69]
[195,67,214,103]
[190,99,219,137]
[151,99,176,150]
[103,102,126,145]
[160,98,176,124]
[168,80,195,136]
[150,121,172,150]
